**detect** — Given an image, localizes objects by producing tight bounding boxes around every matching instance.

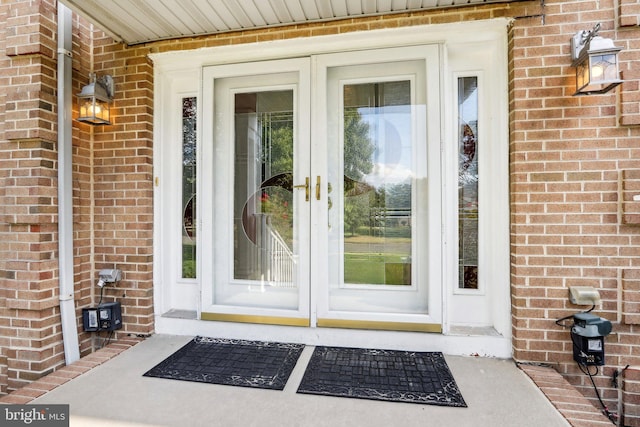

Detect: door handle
[316,176,321,201]
[293,177,310,201]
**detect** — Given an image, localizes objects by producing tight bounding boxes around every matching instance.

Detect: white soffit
[60,0,518,46]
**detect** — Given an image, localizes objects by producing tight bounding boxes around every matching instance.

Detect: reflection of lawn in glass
[344,234,411,285]
[182,244,196,278]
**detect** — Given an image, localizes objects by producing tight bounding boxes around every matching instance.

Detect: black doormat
[297,346,467,407]
[143,336,304,390]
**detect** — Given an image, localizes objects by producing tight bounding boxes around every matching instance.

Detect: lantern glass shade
[572,36,622,96]
[78,95,111,125]
[77,75,113,125]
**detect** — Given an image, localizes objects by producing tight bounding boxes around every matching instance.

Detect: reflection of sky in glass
[359,105,413,188]
[460,88,478,127]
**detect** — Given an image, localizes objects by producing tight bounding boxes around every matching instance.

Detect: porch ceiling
[60,0,517,46]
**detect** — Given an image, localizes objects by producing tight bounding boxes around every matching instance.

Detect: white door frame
[151,19,512,357]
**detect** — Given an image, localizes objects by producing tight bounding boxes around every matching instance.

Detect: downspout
[57,2,80,364]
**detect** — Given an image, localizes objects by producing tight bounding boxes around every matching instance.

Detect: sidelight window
[457,77,478,290]
[182,96,197,279]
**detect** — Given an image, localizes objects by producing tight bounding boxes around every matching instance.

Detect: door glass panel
[234,91,295,287]
[342,82,412,286]
[457,77,479,290]
[181,96,197,278]
[212,86,300,311]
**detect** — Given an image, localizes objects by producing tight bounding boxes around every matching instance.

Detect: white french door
[312,47,442,331]
[201,47,442,330]
[201,59,312,325]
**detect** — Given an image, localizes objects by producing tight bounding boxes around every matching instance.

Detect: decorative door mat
[143,336,304,390]
[297,346,467,407]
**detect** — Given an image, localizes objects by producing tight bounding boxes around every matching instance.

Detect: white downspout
[57,2,80,365]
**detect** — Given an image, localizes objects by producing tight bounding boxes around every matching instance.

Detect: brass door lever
[315,176,321,200]
[293,177,310,201]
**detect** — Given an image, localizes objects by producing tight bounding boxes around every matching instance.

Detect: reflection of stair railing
[257,214,295,288]
[369,207,412,236]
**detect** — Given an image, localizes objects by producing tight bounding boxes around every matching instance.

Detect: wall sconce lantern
[571,23,622,96]
[77,73,114,125]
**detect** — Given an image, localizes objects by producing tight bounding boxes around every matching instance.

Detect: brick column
[90,37,155,337]
[0,0,66,393]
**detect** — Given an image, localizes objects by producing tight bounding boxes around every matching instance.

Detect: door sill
[447,325,502,337]
[201,312,310,327]
[161,309,197,319]
[317,318,441,333]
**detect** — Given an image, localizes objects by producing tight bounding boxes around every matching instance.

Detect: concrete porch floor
[0,334,612,426]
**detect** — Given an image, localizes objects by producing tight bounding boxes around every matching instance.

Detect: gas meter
[570,312,612,366]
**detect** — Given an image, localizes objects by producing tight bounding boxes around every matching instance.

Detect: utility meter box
[570,312,612,366]
[83,302,122,332]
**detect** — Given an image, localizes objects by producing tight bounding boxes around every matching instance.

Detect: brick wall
[0,0,7,394]
[0,0,117,395]
[0,0,66,393]
[89,34,155,337]
[509,0,640,419]
[1,0,639,418]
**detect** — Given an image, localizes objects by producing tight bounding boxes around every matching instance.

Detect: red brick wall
[0,0,116,394]
[1,1,639,418]
[509,0,640,416]
[89,35,155,337]
[0,0,65,393]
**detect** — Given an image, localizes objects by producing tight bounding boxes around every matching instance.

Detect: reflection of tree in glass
[259,188,294,247]
[458,122,478,188]
[344,108,375,235]
[344,108,374,181]
[182,97,197,168]
[385,182,411,210]
[344,193,370,236]
[261,112,293,180]
[252,111,294,249]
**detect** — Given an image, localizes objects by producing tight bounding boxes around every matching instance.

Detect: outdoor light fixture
[570,23,622,96]
[77,73,114,125]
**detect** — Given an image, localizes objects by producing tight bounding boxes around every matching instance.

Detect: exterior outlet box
[83,302,122,332]
[570,313,612,366]
[569,286,601,305]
